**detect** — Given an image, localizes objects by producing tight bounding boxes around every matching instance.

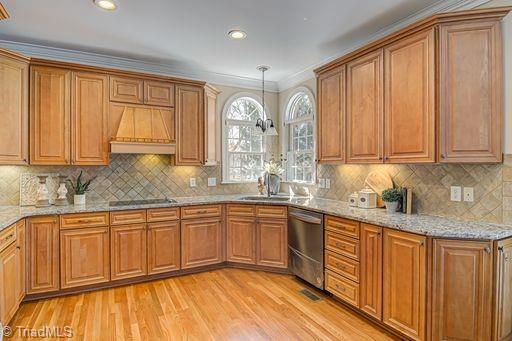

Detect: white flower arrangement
[264,159,284,176]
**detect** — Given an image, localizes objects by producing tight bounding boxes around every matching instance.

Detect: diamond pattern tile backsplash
[0,153,511,224]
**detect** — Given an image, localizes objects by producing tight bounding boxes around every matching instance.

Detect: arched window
[283,87,315,183]
[222,93,266,183]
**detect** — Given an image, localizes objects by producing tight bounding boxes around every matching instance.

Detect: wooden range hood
[110,106,176,154]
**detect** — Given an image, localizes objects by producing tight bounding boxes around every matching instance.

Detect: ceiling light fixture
[93,0,117,11]
[228,30,247,40]
[255,65,277,137]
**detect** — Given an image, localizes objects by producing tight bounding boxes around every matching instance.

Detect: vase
[385,201,399,214]
[35,175,50,207]
[74,194,86,206]
[267,173,281,195]
[55,175,69,206]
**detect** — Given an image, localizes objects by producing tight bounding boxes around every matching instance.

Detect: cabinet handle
[419,240,424,247]
[441,154,446,159]
[336,263,346,270]
[484,246,491,254]
[335,242,346,249]
[5,233,14,240]
[378,156,383,160]
[335,284,346,292]
[383,156,389,161]
[16,246,20,250]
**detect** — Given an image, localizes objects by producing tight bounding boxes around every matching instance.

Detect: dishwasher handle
[289,211,322,225]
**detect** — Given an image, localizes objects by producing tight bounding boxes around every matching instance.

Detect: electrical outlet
[208,177,216,187]
[189,178,197,187]
[463,187,474,202]
[450,186,462,201]
[319,179,326,189]
[325,179,331,189]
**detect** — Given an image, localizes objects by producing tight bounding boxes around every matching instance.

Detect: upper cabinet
[439,20,502,163]
[0,50,29,165]
[204,84,220,166]
[315,9,508,164]
[175,84,204,165]
[317,66,345,164]
[144,80,174,107]
[346,50,383,163]
[110,76,174,107]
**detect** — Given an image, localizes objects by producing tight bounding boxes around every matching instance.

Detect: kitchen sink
[240,195,292,201]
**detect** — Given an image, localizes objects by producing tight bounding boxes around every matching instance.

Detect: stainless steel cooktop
[108,198,177,207]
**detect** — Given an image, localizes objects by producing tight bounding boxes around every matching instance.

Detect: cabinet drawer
[60,212,109,229]
[0,224,16,253]
[147,207,180,222]
[110,210,147,225]
[181,205,222,220]
[325,231,359,260]
[325,251,360,283]
[110,76,143,104]
[325,216,360,239]
[227,204,255,217]
[256,205,287,219]
[326,270,359,308]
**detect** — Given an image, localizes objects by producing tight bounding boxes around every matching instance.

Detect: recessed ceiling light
[228,30,247,40]
[93,0,117,11]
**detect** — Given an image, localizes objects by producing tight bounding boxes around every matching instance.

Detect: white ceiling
[0,0,489,90]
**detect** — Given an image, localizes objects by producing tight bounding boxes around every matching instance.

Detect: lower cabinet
[383,229,426,341]
[60,226,110,289]
[0,243,19,325]
[111,224,147,280]
[16,220,26,303]
[27,216,60,294]
[359,223,382,319]
[256,218,287,268]
[432,239,493,341]
[147,221,180,274]
[495,238,512,341]
[227,216,256,264]
[181,218,222,269]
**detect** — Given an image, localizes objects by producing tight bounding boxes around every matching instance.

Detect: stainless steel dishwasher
[288,207,324,289]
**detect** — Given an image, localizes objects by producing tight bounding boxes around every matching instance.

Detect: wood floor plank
[7,269,396,340]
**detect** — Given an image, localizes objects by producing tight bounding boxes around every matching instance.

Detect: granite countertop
[1,194,512,241]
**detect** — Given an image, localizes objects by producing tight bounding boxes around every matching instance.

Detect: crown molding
[276,0,491,91]
[0,40,279,92]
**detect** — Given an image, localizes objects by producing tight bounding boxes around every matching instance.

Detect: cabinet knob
[441,154,446,159]
[484,246,491,254]
[419,240,424,247]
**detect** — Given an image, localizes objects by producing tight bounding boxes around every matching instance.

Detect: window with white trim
[283,89,315,183]
[223,94,265,183]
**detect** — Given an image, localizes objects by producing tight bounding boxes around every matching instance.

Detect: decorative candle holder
[54,175,69,206]
[35,175,51,207]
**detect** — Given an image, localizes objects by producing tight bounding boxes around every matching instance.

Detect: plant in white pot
[381,188,403,214]
[67,171,96,206]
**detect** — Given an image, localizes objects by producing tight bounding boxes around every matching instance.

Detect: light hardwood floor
[8,269,395,340]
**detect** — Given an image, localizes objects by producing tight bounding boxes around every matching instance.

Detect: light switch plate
[189,178,197,187]
[319,179,326,189]
[450,186,462,201]
[208,178,216,187]
[325,179,331,189]
[463,187,474,202]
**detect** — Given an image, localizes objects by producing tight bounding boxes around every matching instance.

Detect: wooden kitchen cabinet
[256,218,287,268]
[175,84,204,165]
[144,80,174,107]
[147,221,180,275]
[60,226,110,288]
[0,243,19,325]
[204,84,220,166]
[110,76,144,104]
[432,239,493,341]
[439,20,502,163]
[359,223,382,320]
[317,66,345,164]
[111,224,147,280]
[495,238,512,341]
[16,220,26,302]
[384,28,435,163]
[227,216,256,264]
[346,50,383,163]
[71,71,109,165]
[383,229,426,340]
[30,66,71,165]
[0,49,29,165]
[181,217,222,269]
[27,216,60,294]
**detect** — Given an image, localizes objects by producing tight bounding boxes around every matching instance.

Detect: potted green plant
[381,188,403,214]
[263,159,284,195]
[67,171,96,205]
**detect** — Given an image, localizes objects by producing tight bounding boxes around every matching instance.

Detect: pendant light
[255,65,277,136]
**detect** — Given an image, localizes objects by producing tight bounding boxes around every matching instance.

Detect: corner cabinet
[181,217,222,269]
[175,84,204,165]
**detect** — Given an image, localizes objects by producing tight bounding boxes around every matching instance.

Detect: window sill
[281,181,316,186]
[221,181,258,185]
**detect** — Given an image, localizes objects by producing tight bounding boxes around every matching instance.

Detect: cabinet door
[175,85,204,165]
[346,50,383,163]
[147,221,180,275]
[256,218,287,268]
[359,223,382,320]
[317,66,345,164]
[109,76,143,104]
[495,238,512,341]
[144,80,174,107]
[0,244,19,325]
[384,29,435,163]
[16,220,25,302]
[227,216,256,264]
[27,216,60,294]
[111,224,147,280]
[71,72,109,165]
[439,20,502,163]
[30,66,71,165]
[60,227,110,289]
[0,52,28,165]
[432,239,493,341]
[383,229,426,340]
[181,218,222,269]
